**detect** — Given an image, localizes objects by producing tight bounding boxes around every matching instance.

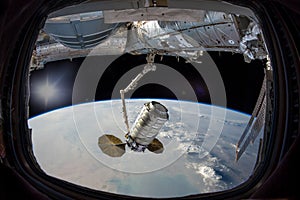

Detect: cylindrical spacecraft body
[126,101,168,152]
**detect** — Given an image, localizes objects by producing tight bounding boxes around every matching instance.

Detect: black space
[95,54,209,103]
[209,52,265,113]
[29,52,265,118]
[132,84,178,100]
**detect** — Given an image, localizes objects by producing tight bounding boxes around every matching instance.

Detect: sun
[37,78,57,106]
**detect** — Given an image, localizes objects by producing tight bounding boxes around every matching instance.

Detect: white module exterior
[129,101,169,146]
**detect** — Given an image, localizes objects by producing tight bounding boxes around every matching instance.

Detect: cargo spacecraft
[98,101,168,157]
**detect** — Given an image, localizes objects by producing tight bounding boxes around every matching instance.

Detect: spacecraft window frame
[2,0,299,199]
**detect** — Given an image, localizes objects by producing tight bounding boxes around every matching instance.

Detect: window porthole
[2,0,299,199]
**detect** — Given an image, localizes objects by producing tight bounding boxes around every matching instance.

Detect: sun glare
[37,79,56,105]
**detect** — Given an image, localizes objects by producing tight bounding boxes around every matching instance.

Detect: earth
[28,99,262,198]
